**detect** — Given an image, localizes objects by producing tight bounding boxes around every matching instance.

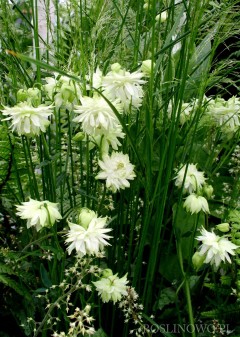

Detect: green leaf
[92,328,108,337]
[40,263,52,288]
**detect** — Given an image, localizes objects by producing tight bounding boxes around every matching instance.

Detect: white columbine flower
[196,227,239,268]
[175,163,206,194]
[206,96,240,134]
[93,271,128,303]
[73,95,122,135]
[96,152,136,193]
[16,199,62,231]
[102,63,145,111]
[65,214,112,256]
[183,194,209,214]
[1,102,53,137]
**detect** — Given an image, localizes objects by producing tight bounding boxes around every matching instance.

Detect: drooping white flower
[93,271,128,303]
[96,152,136,193]
[73,95,122,135]
[86,66,103,90]
[89,124,125,153]
[196,227,239,268]
[65,214,112,256]
[183,194,209,214]
[174,163,206,194]
[16,199,62,231]
[102,63,145,111]
[1,102,53,137]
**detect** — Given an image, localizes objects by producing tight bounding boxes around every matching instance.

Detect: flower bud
[17,89,28,102]
[78,208,96,229]
[156,11,168,23]
[216,222,230,233]
[102,268,113,278]
[141,60,155,76]
[27,87,41,106]
[203,184,214,199]
[192,251,205,271]
[60,84,75,103]
[72,132,85,142]
[111,63,122,72]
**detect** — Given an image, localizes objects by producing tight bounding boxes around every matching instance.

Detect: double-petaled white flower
[96,152,136,193]
[183,194,209,214]
[102,63,145,111]
[175,163,206,194]
[73,95,122,135]
[93,270,128,303]
[196,227,239,268]
[1,102,53,137]
[65,209,112,256]
[16,199,62,231]
[206,96,240,134]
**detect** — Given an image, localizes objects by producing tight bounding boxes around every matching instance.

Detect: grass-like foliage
[0,0,240,336]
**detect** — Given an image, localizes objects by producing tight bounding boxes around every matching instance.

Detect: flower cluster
[16,199,62,231]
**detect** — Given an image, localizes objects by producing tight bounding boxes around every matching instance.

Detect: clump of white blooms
[206,96,240,135]
[96,152,136,193]
[102,63,145,111]
[44,74,82,109]
[65,208,112,256]
[16,199,62,231]
[183,194,209,214]
[175,163,206,194]
[1,102,53,137]
[195,227,239,268]
[93,269,128,303]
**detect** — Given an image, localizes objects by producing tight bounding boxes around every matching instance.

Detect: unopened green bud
[78,208,96,229]
[61,84,75,103]
[72,132,85,142]
[192,251,205,271]
[203,184,214,199]
[102,268,113,278]
[216,222,230,233]
[141,60,155,76]
[111,63,122,72]
[27,87,41,106]
[17,89,28,102]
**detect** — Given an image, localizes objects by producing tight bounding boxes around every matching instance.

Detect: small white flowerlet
[16,199,62,231]
[102,63,146,111]
[73,95,122,135]
[1,102,53,137]
[196,227,239,268]
[183,194,209,214]
[175,163,206,194]
[93,270,128,303]
[65,213,112,256]
[96,152,136,193]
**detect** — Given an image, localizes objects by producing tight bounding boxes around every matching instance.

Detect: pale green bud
[102,268,113,278]
[111,63,122,72]
[78,208,96,229]
[72,132,85,142]
[156,11,168,23]
[17,89,28,102]
[141,60,155,76]
[216,222,230,233]
[203,184,214,199]
[60,84,75,103]
[27,87,41,106]
[192,251,205,271]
